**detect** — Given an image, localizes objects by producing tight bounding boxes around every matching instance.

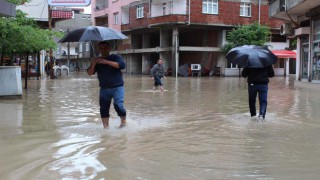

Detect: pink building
[91,0,137,31]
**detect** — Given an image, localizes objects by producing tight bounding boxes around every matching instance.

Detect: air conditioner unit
[191,64,201,71]
[280,23,292,36]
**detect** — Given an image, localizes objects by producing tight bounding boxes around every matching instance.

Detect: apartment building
[92,0,285,76]
[269,0,320,83]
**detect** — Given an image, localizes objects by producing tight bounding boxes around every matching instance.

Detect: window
[136,4,144,18]
[113,12,119,24]
[79,43,83,52]
[162,1,173,15]
[86,42,90,52]
[57,46,60,55]
[240,2,251,17]
[168,1,173,14]
[203,0,218,14]
[163,3,166,15]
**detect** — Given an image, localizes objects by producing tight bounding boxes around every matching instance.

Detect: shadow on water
[1,73,320,179]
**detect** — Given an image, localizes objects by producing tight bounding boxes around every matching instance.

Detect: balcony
[269,0,320,22]
[148,15,188,27]
[95,0,108,12]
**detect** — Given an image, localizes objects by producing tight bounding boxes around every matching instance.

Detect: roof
[51,10,73,19]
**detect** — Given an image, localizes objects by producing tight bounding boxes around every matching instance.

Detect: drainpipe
[149,0,151,18]
[67,29,70,68]
[258,0,261,25]
[188,0,191,25]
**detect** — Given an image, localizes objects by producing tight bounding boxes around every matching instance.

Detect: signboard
[48,0,91,6]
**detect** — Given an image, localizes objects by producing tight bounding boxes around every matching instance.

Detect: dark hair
[98,41,110,46]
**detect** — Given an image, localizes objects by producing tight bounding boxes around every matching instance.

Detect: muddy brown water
[1,74,320,179]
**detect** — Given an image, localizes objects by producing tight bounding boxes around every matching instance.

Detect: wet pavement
[1,73,320,179]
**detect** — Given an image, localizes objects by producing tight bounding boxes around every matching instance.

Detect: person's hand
[91,58,99,65]
[93,58,106,65]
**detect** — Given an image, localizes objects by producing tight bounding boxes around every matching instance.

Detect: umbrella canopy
[226,45,278,68]
[59,26,128,43]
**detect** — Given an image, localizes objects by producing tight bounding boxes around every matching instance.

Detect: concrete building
[91,0,286,76]
[0,0,16,17]
[269,0,320,83]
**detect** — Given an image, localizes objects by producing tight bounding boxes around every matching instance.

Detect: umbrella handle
[90,41,97,57]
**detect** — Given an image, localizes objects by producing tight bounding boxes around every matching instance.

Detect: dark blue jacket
[95,54,126,88]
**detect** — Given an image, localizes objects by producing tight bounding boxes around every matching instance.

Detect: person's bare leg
[102,118,109,129]
[160,86,164,92]
[153,86,157,91]
[119,116,126,128]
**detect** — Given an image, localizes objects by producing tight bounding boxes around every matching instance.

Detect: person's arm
[268,66,275,77]
[150,65,156,77]
[99,59,120,69]
[242,68,248,77]
[162,67,166,78]
[100,55,126,69]
[87,58,98,75]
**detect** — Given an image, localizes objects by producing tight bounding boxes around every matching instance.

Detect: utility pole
[48,5,54,79]
[67,29,70,68]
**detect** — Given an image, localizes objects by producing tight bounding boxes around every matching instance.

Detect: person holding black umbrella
[226,45,278,121]
[242,66,274,120]
[87,41,126,128]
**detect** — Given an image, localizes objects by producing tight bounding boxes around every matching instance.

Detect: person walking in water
[150,59,166,92]
[242,65,274,120]
[87,41,127,128]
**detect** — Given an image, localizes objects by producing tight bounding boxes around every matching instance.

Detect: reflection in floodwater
[1,74,320,179]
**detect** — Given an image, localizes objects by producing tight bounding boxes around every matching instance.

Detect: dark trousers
[154,75,163,86]
[248,83,268,118]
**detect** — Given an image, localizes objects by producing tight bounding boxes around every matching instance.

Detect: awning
[51,10,73,19]
[271,50,296,59]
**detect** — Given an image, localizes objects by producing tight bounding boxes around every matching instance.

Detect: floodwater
[1,73,320,180]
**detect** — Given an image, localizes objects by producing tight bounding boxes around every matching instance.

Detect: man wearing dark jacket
[151,59,165,92]
[242,66,274,120]
[87,41,126,128]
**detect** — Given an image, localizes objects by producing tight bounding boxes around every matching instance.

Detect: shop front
[312,19,320,82]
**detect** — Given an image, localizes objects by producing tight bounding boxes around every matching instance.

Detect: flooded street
[1,73,320,179]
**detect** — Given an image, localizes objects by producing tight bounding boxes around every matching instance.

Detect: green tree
[5,0,30,5]
[221,23,271,55]
[0,10,62,64]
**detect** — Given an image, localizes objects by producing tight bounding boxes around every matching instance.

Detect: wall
[17,0,48,21]
[0,0,16,17]
[0,67,22,96]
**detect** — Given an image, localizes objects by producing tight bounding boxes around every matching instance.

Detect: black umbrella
[59,26,128,43]
[226,45,278,68]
